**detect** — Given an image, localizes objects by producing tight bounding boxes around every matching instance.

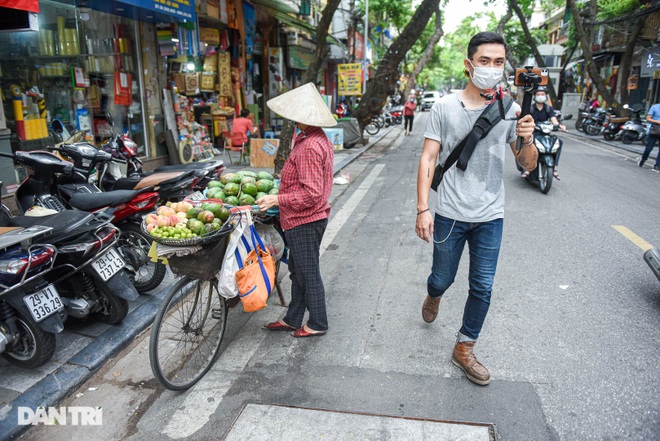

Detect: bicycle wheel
[149,276,227,391]
[365,122,380,135]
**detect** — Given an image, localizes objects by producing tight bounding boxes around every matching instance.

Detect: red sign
[0,0,39,13]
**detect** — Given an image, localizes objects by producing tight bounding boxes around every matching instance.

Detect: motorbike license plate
[23,284,64,323]
[91,248,125,282]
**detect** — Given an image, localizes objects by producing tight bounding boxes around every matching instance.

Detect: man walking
[639,101,660,171]
[415,32,537,386]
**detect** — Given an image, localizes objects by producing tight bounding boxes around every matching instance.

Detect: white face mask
[467,60,503,90]
[535,95,547,104]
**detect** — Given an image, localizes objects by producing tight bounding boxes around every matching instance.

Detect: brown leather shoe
[422,295,440,323]
[451,341,491,386]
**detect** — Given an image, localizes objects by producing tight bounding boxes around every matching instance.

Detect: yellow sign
[338,63,363,96]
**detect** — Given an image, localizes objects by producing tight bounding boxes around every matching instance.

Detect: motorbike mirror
[105,112,114,126]
[563,114,573,120]
[51,119,64,134]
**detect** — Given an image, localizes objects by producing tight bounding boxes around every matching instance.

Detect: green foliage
[597,0,640,20]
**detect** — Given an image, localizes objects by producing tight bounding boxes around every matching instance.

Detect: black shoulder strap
[455,95,513,171]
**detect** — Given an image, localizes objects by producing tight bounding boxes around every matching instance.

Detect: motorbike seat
[609,117,628,124]
[68,189,146,211]
[134,170,195,189]
[154,161,221,173]
[5,210,95,237]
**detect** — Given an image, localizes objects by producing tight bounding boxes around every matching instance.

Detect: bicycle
[147,216,236,391]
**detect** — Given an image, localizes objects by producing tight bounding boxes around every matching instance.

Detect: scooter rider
[522,86,565,180]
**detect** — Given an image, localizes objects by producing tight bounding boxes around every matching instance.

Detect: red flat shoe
[292,327,326,338]
[265,320,295,331]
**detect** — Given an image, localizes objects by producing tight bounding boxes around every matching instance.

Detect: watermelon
[207,180,223,188]
[268,188,279,195]
[238,194,255,206]
[257,171,274,181]
[256,179,274,193]
[224,182,240,196]
[242,183,258,197]
[224,196,239,206]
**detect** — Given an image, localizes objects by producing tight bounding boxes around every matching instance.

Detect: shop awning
[84,0,196,22]
[249,0,298,15]
[256,3,344,48]
[0,0,39,13]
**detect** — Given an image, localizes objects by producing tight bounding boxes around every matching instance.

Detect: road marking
[321,164,386,257]
[161,370,234,439]
[612,225,653,251]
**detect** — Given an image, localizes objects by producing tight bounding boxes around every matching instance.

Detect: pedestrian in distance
[415,31,537,386]
[521,86,566,180]
[404,96,416,135]
[638,101,660,171]
[232,108,258,143]
[257,83,336,338]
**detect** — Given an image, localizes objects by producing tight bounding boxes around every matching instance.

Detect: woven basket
[167,236,231,280]
[141,212,238,247]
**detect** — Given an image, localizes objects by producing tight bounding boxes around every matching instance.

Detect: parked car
[421,91,442,111]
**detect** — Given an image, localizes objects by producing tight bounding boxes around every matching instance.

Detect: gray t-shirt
[424,93,519,223]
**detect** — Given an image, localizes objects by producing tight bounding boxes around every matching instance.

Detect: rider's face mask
[466,59,503,90]
[535,94,548,104]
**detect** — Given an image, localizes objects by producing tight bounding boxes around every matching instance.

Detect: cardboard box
[250,138,279,168]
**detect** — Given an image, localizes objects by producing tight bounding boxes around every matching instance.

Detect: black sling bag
[431,95,514,191]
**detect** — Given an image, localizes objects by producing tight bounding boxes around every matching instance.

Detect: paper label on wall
[261,141,278,156]
[120,72,128,88]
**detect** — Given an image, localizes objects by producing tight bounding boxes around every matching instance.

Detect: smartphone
[514,67,549,86]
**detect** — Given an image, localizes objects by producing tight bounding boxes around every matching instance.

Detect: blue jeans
[427,215,503,340]
[642,134,660,167]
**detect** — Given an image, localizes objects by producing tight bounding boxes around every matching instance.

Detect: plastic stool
[264,131,275,139]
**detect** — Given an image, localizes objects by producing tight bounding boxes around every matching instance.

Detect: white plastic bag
[218,210,253,299]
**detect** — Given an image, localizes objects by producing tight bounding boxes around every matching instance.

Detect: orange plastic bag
[235,226,276,312]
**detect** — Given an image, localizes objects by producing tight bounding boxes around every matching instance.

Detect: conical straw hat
[267,83,337,127]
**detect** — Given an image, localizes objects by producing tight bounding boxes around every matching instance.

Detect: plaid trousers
[283,218,328,331]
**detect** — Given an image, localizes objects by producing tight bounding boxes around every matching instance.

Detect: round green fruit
[256,179,274,193]
[223,182,240,196]
[268,188,279,195]
[257,171,274,181]
[224,196,239,206]
[241,183,258,197]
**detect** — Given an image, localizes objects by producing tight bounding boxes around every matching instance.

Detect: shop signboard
[338,63,362,96]
[116,0,195,20]
[288,46,314,71]
[0,0,39,13]
[640,46,660,78]
[268,48,284,98]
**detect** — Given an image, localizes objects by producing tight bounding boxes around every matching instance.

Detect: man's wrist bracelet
[417,208,430,216]
[523,136,534,146]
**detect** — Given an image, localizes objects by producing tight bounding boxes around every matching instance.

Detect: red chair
[222,131,247,165]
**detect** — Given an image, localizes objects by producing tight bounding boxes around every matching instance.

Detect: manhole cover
[225,403,495,440]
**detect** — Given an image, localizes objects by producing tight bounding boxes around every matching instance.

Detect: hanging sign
[116,0,195,20]
[0,0,39,13]
[338,63,362,96]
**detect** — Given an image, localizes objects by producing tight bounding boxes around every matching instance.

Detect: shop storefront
[0,0,197,194]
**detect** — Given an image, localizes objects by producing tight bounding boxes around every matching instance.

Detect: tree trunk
[402,7,443,100]
[616,17,645,108]
[273,0,343,175]
[496,5,519,71]
[353,0,441,131]
[566,0,620,114]
[509,0,559,106]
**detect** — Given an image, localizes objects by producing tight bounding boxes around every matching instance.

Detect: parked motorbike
[99,132,224,192]
[389,105,403,125]
[583,108,612,136]
[0,226,65,368]
[575,106,599,132]
[620,105,648,145]
[0,179,139,325]
[522,114,572,194]
[8,146,166,293]
[603,115,629,141]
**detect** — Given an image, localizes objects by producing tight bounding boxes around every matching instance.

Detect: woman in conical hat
[257,83,335,338]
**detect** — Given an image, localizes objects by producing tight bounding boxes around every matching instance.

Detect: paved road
[18,112,660,440]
